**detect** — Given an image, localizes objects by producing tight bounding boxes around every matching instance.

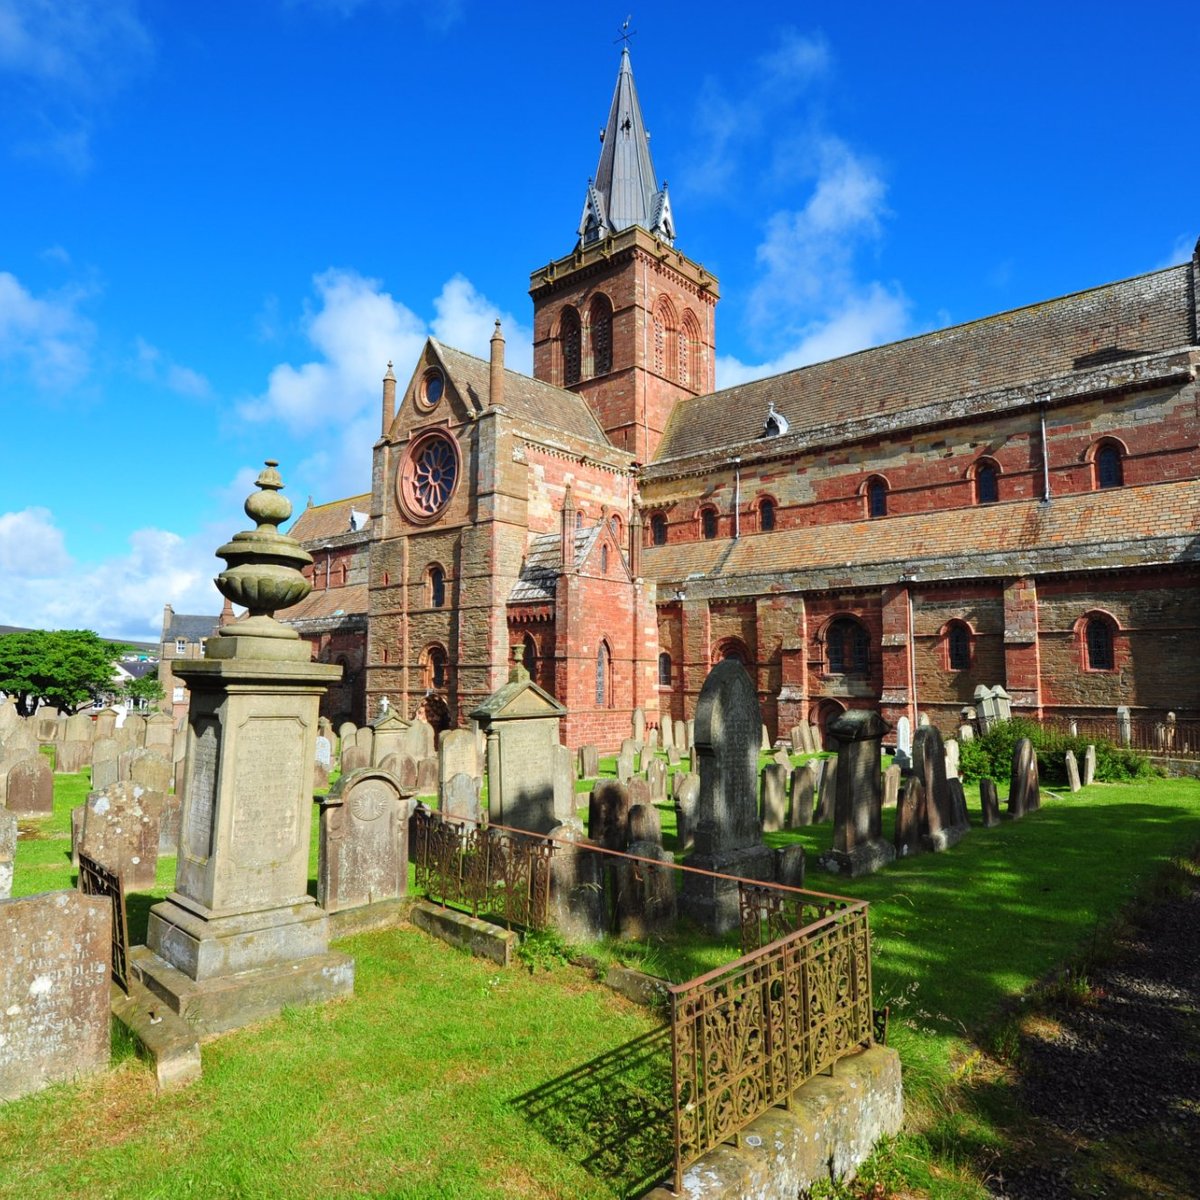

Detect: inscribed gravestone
[681,660,774,933]
[64,712,93,745]
[588,779,631,852]
[628,802,662,847]
[80,782,161,890]
[616,745,635,784]
[547,823,606,942]
[674,772,699,854]
[379,752,418,793]
[0,699,18,739]
[129,749,172,797]
[416,756,439,796]
[894,716,912,771]
[760,763,789,832]
[631,707,646,743]
[660,716,674,751]
[370,712,411,766]
[1083,744,1096,787]
[883,763,901,809]
[0,890,111,1101]
[144,713,174,753]
[667,745,680,767]
[341,744,370,776]
[2,727,39,763]
[944,738,960,780]
[819,709,895,877]
[91,738,119,791]
[914,725,968,851]
[646,757,668,801]
[6,755,53,816]
[775,844,806,888]
[0,808,15,899]
[627,776,652,822]
[442,772,481,823]
[578,744,599,779]
[789,763,814,827]
[438,729,477,788]
[1008,738,1040,819]
[55,739,90,774]
[93,708,117,740]
[338,721,357,744]
[674,719,687,752]
[1065,750,1081,793]
[318,769,410,913]
[789,725,805,753]
[552,743,578,825]
[894,777,924,857]
[616,840,675,939]
[355,726,375,766]
[979,778,1002,828]
[814,758,837,823]
[315,735,332,769]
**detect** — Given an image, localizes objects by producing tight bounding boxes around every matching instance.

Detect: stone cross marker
[318,769,411,913]
[0,890,112,1101]
[681,660,774,934]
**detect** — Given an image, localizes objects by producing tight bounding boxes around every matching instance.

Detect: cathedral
[284,48,1200,745]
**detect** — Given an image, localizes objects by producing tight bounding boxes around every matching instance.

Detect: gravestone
[371,712,411,768]
[944,738,960,780]
[819,709,895,877]
[123,713,147,748]
[674,772,700,854]
[380,752,418,793]
[578,744,599,779]
[620,737,640,771]
[1007,738,1040,819]
[79,781,161,890]
[814,758,837,823]
[0,808,15,899]
[338,721,357,744]
[438,729,477,788]
[0,699,18,739]
[894,777,924,858]
[894,716,912,771]
[129,749,172,797]
[680,660,774,934]
[760,763,789,832]
[318,768,411,913]
[958,723,975,743]
[355,726,375,766]
[918,712,930,727]
[788,725,803,753]
[685,719,695,749]
[547,823,606,942]
[789,763,814,827]
[616,745,635,785]
[627,775,652,820]
[91,708,116,741]
[660,717,674,751]
[552,743,578,826]
[144,712,174,753]
[645,726,659,754]
[1116,706,1131,747]
[914,725,968,851]
[646,757,668,801]
[667,745,681,767]
[761,724,771,752]
[91,738,119,791]
[628,802,662,847]
[775,844,806,889]
[131,462,353,1036]
[1083,744,1096,787]
[674,719,687,751]
[632,707,646,744]
[35,714,59,743]
[772,746,791,771]
[979,778,1002,828]
[883,763,901,809]
[341,744,370,776]
[315,736,332,770]
[64,712,93,746]
[55,739,89,774]
[441,772,481,823]
[6,754,52,815]
[416,756,439,796]
[0,890,111,1101]
[1065,750,1082,793]
[588,779,631,852]
[616,841,676,939]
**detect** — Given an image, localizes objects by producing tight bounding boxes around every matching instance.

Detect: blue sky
[2,0,1196,643]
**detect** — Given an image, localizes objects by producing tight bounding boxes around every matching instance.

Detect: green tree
[0,629,126,715]
[122,672,165,709]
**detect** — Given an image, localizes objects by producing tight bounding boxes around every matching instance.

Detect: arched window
[866,477,888,518]
[428,564,446,608]
[561,306,581,386]
[600,543,609,573]
[575,511,583,529]
[826,618,870,676]
[658,651,672,687]
[700,507,718,540]
[650,513,667,546]
[425,645,448,691]
[1085,616,1114,670]
[653,299,677,381]
[1095,442,1124,489]
[975,461,999,505]
[522,635,537,680]
[946,621,971,670]
[759,497,776,532]
[589,294,613,377]
[609,513,622,541]
[595,641,612,707]
[680,311,703,389]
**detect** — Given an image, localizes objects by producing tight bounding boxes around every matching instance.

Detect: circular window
[418,368,444,410]
[399,431,459,520]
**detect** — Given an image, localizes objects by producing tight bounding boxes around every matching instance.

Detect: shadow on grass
[510,1024,674,1198]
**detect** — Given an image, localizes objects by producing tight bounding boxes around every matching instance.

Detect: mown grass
[3,760,1199,1198]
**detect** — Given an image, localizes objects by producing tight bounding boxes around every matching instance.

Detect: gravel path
[989,877,1200,1199]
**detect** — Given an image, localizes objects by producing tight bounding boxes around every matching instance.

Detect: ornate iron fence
[668,893,873,1192]
[411,807,554,930]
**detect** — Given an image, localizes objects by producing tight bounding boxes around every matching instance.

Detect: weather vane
[614,15,636,48]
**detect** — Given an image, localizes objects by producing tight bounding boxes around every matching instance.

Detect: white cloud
[0,270,94,388]
[0,508,69,574]
[248,268,533,501]
[1156,233,1196,270]
[132,336,211,397]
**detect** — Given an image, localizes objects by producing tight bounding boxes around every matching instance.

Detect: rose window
[399,432,459,520]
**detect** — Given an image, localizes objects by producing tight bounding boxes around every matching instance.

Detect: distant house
[158,604,224,721]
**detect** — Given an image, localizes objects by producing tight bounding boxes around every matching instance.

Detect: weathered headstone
[820,709,895,877]
[315,735,332,770]
[760,763,789,833]
[355,726,375,766]
[64,712,94,746]
[0,699,19,739]
[632,707,646,744]
[129,749,172,797]
[1116,706,1131,747]
[894,716,912,771]
[0,890,112,1101]
[979,778,1002,828]
[681,660,774,934]
[1007,738,1040,819]
[645,725,659,754]
[552,743,578,826]
[646,757,668,801]
[789,725,805,753]
[958,723,975,743]
[789,763,814,827]
[894,777,924,858]
[91,737,119,791]
[620,737,640,772]
[775,844,806,889]
[1064,750,1082,793]
[627,775,652,820]
[588,779,631,852]
[55,739,90,775]
[578,744,599,779]
[616,842,676,939]
[79,781,161,889]
[341,743,370,776]
[0,808,15,899]
[547,824,606,942]
[380,752,418,793]
[666,744,681,768]
[2,726,38,764]
[685,719,695,749]
[660,717,674,751]
[1083,744,1096,787]
[616,745,635,785]
[627,802,662,847]
[914,725,968,851]
[338,721,357,744]
[416,756,439,796]
[438,729,477,788]
[91,707,115,740]
[317,769,410,913]
[370,712,413,766]
[944,738,960,780]
[883,763,901,809]
[813,758,837,823]
[5,754,52,816]
[674,719,687,751]
[144,712,174,753]
[674,772,699,854]
[441,772,482,823]
[772,746,791,771]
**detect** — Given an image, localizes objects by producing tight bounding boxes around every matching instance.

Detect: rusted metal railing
[410,807,554,930]
[1041,715,1200,758]
[668,890,873,1192]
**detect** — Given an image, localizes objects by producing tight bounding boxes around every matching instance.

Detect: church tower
[530,48,719,462]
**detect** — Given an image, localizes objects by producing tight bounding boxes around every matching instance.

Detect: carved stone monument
[130,461,354,1035]
[680,660,774,934]
[819,709,896,877]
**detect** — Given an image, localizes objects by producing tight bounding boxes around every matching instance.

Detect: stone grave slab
[318,769,410,913]
[6,754,52,815]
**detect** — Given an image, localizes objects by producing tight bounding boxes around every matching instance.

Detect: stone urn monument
[131,461,353,1035]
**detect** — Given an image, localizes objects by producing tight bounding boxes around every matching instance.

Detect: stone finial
[489,320,505,408]
[212,460,313,645]
[382,360,397,435]
[509,644,529,683]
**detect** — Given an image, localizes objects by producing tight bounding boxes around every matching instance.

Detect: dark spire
[578,48,674,247]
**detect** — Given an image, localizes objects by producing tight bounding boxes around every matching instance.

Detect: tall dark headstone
[894,777,924,858]
[819,709,896,877]
[680,661,774,934]
[979,778,1002,828]
[1008,738,1040,818]
[914,725,969,852]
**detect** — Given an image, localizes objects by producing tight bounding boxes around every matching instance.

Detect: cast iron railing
[668,890,873,1192]
[1042,715,1200,758]
[410,807,554,930]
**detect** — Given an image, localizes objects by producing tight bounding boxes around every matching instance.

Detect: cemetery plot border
[667,897,874,1194]
[78,852,130,994]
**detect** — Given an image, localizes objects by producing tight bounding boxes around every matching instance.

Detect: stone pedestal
[819,709,896,878]
[133,633,353,1037]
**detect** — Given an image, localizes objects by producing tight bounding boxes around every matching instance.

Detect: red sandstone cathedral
[281,49,1200,745]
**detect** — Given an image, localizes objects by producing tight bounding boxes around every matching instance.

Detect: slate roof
[641,478,1200,587]
[654,264,1197,462]
[164,613,220,643]
[508,527,603,603]
[436,343,617,449]
[282,583,368,623]
[288,493,372,542]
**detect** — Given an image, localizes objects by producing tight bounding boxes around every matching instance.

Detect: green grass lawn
[3,764,1199,1198]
